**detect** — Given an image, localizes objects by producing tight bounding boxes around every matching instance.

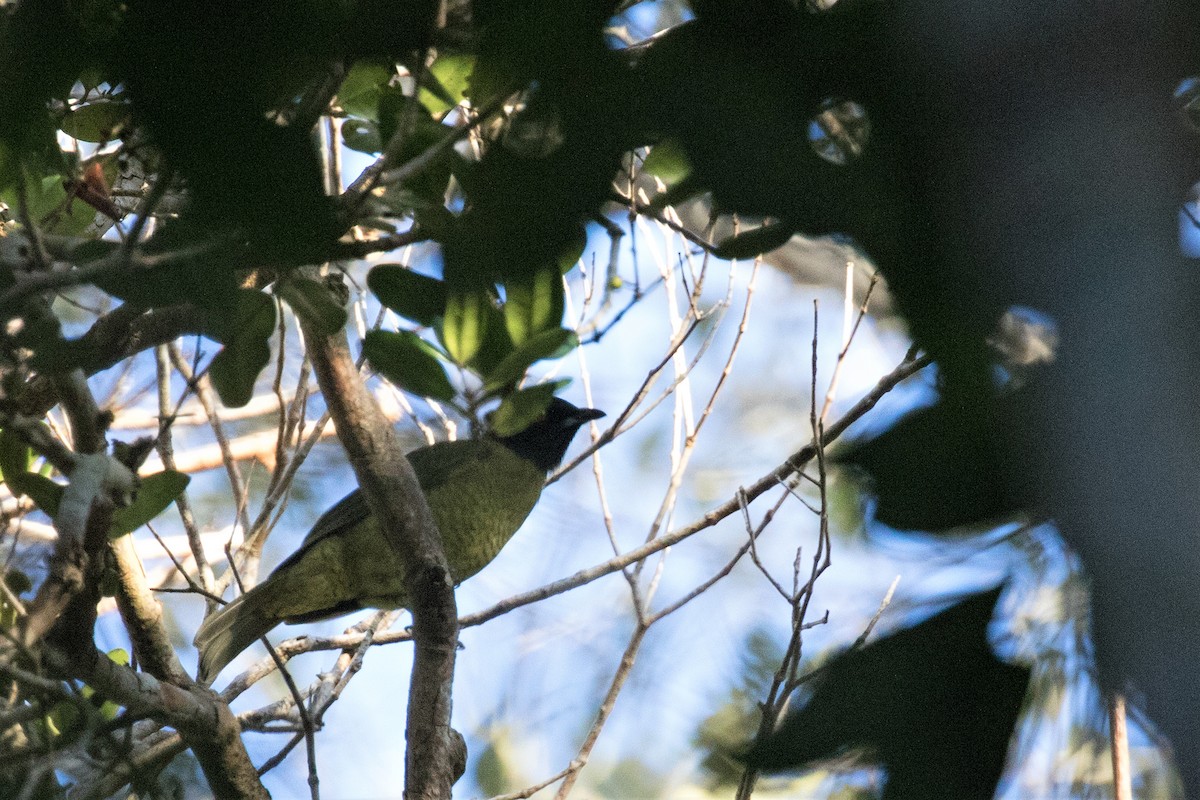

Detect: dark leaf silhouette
[746,586,1030,800]
[836,392,1030,532]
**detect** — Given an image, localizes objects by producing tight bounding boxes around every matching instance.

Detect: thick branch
[110,533,191,682]
[43,646,268,800]
[17,303,209,418]
[20,453,128,646]
[297,283,460,800]
[15,361,266,798]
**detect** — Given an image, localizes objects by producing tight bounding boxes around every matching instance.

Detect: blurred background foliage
[0,0,1195,798]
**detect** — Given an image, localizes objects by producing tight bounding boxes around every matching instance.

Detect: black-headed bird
[195,398,603,681]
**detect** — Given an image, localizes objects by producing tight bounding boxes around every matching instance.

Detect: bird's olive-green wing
[299,490,371,548]
[268,489,372,577]
[291,440,498,549]
[279,439,545,582]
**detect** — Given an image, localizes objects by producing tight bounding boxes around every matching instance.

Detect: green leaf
[489,382,568,437]
[94,219,242,309]
[483,327,577,394]
[209,290,277,408]
[276,277,347,336]
[109,470,190,537]
[503,266,563,346]
[368,265,447,326]
[557,225,588,274]
[338,61,392,120]
[363,330,456,402]
[211,339,271,408]
[712,222,794,260]
[8,472,63,515]
[419,54,476,116]
[465,305,516,379]
[377,91,454,206]
[59,101,129,142]
[642,138,692,185]
[439,289,490,365]
[0,172,101,236]
[0,429,32,485]
[342,118,382,153]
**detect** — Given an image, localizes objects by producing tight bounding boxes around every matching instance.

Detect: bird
[194,397,604,681]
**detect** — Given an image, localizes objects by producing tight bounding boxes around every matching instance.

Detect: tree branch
[42,646,268,800]
[16,303,210,418]
[296,277,461,800]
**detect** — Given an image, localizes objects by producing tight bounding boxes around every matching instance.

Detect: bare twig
[820,270,879,423]
[489,765,575,800]
[153,345,213,597]
[1110,693,1133,800]
[553,625,648,799]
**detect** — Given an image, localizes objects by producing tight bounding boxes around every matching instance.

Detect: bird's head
[494,398,605,471]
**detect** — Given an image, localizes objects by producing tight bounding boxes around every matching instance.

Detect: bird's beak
[576,408,606,423]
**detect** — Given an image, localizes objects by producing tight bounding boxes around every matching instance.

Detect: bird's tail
[193,584,281,683]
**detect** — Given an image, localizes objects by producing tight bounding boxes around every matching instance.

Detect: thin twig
[553,625,648,799]
[820,270,879,423]
[1110,693,1133,800]
[488,766,574,800]
[852,575,901,649]
[168,342,248,577]
[153,346,212,596]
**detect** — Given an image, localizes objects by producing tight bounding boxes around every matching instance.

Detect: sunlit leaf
[59,101,129,143]
[363,330,456,402]
[483,327,576,394]
[439,289,490,365]
[0,428,32,485]
[109,470,190,537]
[642,138,692,185]
[419,54,475,116]
[465,305,517,379]
[489,382,569,437]
[338,61,392,120]
[504,265,563,346]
